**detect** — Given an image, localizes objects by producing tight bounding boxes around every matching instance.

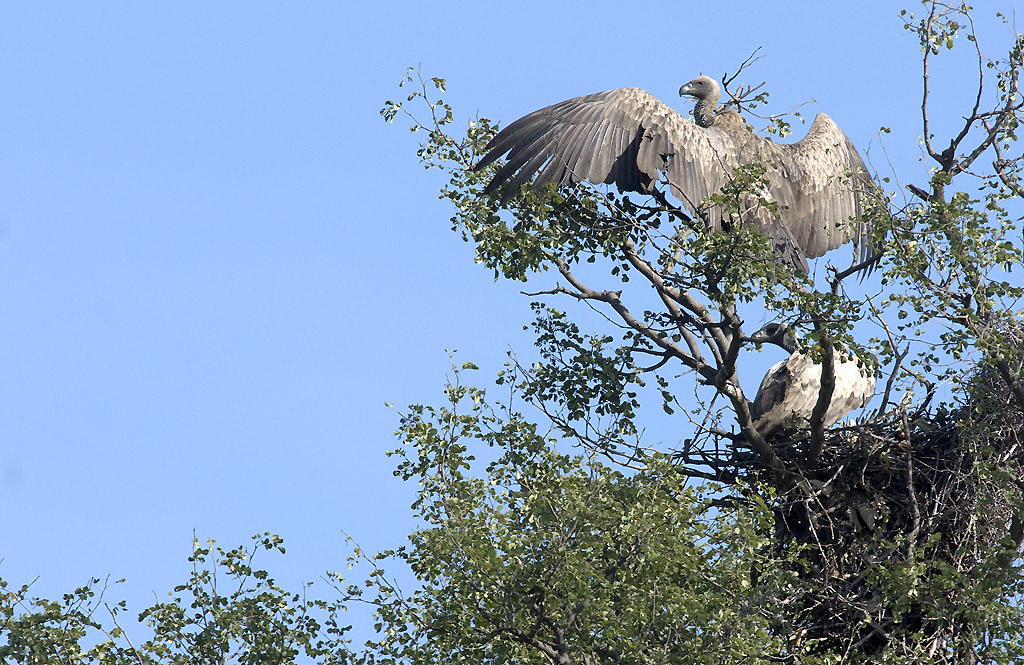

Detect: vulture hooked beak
[679,83,694,98]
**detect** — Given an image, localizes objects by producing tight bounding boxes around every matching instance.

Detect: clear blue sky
[0,0,1015,644]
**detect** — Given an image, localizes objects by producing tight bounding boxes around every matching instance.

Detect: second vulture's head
[747,322,800,354]
[678,75,719,102]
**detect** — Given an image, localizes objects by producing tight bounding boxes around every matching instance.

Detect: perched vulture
[747,323,876,437]
[474,76,874,271]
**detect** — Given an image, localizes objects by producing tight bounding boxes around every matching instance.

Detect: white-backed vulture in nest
[747,322,876,437]
[474,76,876,271]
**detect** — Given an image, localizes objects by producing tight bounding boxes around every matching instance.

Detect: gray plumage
[474,76,874,268]
[748,323,876,437]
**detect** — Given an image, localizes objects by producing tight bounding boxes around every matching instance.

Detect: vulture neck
[693,89,721,128]
[768,329,800,354]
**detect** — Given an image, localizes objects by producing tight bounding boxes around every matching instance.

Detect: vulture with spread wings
[474,76,875,271]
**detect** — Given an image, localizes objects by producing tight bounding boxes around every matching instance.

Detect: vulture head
[679,76,721,128]
[678,75,719,101]
[747,322,799,353]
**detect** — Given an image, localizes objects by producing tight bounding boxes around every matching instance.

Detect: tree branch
[806,329,837,467]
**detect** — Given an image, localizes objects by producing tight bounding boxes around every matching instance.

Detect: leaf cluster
[0,534,352,664]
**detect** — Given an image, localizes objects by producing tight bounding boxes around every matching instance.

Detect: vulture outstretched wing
[474,87,873,265]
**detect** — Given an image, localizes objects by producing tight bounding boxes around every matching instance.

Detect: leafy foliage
[370,364,808,665]
[1,534,352,664]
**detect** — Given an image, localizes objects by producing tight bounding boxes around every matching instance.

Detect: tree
[3,2,1022,664]
[370,1,1024,662]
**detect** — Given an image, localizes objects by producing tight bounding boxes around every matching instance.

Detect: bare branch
[552,257,710,380]
[806,330,837,467]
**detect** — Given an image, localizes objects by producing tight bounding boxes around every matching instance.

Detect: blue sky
[0,0,1017,646]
